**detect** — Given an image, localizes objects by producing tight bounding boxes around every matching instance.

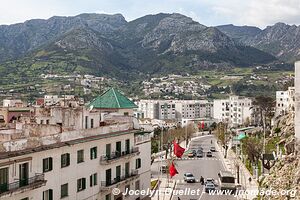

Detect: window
[90,119,94,128]
[77,150,84,163]
[90,147,97,160]
[46,120,49,124]
[61,183,68,198]
[85,116,88,129]
[135,180,140,190]
[43,189,53,200]
[20,198,29,200]
[124,112,129,116]
[136,158,142,169]
[77,178,86,192]
[61,153,70,168]
[0,167,8,192]
[105,194,111,200]
[43,157,53,172]
[90,173,97,187]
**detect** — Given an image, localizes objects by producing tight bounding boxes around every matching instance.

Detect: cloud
[207,0,300,28]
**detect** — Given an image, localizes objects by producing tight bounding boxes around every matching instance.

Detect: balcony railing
[100,147,139,164]
[100,170,139,188]
[0,174,46,196]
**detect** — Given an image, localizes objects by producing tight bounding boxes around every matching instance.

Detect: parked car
[188,150,196,158]
[183,173,196,183]
[196,150,203,157]
[206,151,213,157]
[205,183,216,193]
[198,146,203,151]
[210,147,216,152]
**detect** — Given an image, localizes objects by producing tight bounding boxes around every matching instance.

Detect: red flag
[173,140,185,158]
[201,121,205,129]
[169,162,178,178]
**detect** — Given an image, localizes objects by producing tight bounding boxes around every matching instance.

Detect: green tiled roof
[89,88,137,109]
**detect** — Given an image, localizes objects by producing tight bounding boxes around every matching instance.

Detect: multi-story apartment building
[213,96,253,127]
[0,89,151,200]
[135,100,213,120]
[275,87,295,116]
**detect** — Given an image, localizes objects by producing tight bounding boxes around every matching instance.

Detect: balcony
[100,147,140,165]
[0,174,46,197]
[100,170,139,191]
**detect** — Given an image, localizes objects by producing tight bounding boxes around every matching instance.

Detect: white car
[183,173,196,183]
[205,183,216,193]
[205,178,217,186]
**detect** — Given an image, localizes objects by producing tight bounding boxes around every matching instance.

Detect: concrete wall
[294,61,300,142]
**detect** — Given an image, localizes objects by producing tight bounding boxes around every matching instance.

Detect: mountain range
[0,13,298,80]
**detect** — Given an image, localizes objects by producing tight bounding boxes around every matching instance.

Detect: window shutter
[49,157,53,171]
[83,178,86,189]
[61,155,63,167]
[49,189,53,200]
[67,153,70,166]
[43,159,46,172]
[94,173,97,185]
[90,175,92,187]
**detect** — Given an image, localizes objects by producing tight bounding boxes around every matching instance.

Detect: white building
[0,105,151,200]
[3,99,24,107]
[213,96,253,127]
[294,61,300,142]
[135,100,213,120]
[275,87,295,116]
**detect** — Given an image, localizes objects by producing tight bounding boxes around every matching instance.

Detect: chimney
[294,61,300,148]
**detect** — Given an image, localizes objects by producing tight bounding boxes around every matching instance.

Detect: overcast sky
[1,0,300,28]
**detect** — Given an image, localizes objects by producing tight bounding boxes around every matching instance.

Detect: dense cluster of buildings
[135,96,254,128]
[0,88,151,200]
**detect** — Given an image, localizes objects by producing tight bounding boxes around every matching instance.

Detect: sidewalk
[151,178,176,200]
[216,141,259,200]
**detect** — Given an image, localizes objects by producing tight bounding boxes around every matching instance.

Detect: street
[151,135,237,200]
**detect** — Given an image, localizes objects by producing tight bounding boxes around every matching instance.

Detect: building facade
[135,100,213,120]
[0,90,150,200]
[294,61,300,143]
[275,87,295,116]
[213,96,253,127]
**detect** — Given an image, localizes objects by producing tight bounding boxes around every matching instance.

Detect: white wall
[294,61,300,141]
[0,132,148,200]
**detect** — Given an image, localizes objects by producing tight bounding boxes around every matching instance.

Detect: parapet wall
[0,122,133,152]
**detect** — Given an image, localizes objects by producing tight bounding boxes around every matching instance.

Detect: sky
[0,0,300,28]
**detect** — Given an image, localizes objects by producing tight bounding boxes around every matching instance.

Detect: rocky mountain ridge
[217,23,300,62]
[0,13,276,80]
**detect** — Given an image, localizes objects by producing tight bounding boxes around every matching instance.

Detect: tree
[215,122,230,158]
[251,96,275,127]
[242,137,263,166]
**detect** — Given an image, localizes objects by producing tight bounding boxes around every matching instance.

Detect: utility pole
[185,120,188,148]
[262,110,266,175]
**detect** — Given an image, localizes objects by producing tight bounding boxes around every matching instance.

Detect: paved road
[151,135,237,200]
